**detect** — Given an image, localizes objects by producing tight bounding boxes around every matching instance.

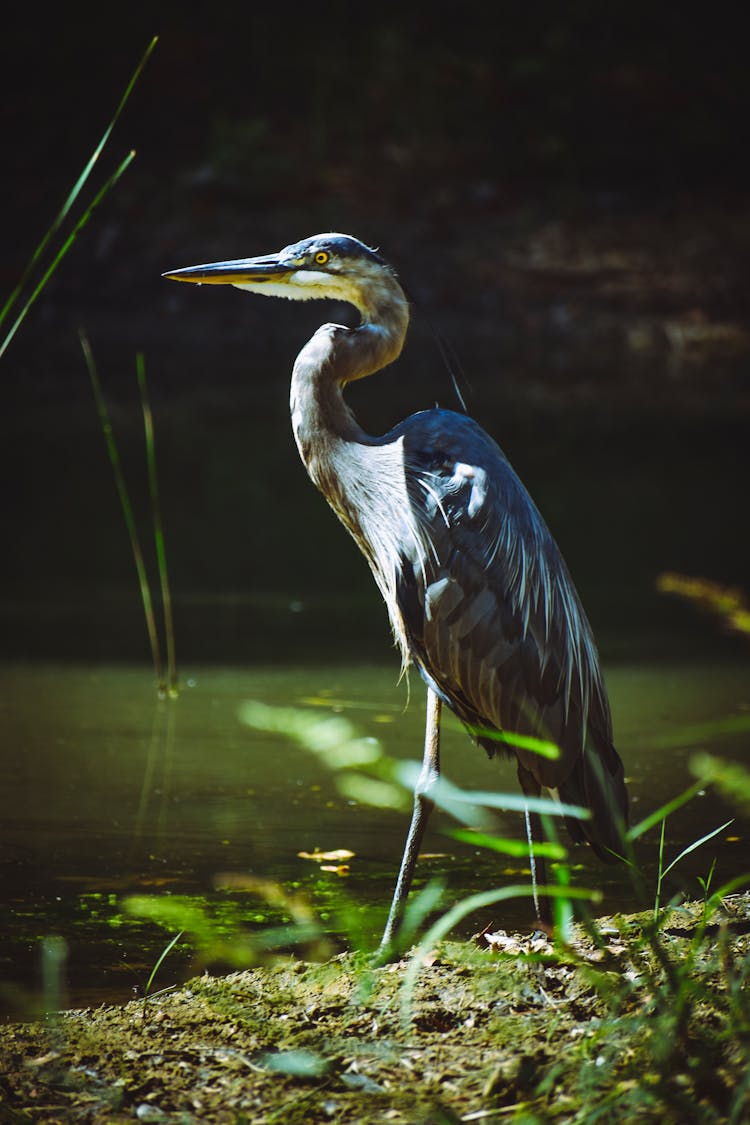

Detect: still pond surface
[2,656,749,1020]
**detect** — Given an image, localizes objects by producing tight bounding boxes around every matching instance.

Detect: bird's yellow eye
[314,251,329,265]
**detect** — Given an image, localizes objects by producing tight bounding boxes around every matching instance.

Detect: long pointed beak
[162,253,293,285]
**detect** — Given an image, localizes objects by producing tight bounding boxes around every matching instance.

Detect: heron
[164,233,628,949]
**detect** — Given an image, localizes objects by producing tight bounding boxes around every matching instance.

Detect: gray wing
[390,408,627,856]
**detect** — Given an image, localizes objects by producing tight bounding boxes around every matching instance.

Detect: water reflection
[2,659,748,1018]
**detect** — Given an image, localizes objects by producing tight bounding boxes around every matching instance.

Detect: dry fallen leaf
[298,848,356,863]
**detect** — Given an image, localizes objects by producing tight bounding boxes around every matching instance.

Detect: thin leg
[379,688,442,951]
[524,805,541,920]
[518,767,551,927]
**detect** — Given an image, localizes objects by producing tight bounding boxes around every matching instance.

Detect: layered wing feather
[376,409,627,857]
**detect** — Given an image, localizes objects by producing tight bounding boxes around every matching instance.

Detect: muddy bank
[1,894,748,1123]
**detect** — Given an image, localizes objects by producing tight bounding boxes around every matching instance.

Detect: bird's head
[163,233,401,321]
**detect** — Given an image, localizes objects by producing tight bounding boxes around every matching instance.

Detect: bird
[163,233,628,949]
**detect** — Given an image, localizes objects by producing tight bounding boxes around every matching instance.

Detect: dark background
[2,2,749,664]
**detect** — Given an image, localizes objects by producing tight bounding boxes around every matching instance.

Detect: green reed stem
[137,354,178,697]
[1,152,136,359]
[80,331,165,692]
[0,37,157,357]
[654,816,667,919]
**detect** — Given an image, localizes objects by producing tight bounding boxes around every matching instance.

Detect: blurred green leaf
[691,753,750,815]
[450,827,567,859]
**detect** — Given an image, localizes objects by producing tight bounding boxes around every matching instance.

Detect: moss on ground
[1,894,748,1123]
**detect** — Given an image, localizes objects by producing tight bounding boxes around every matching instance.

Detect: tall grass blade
[654,816,668,918]
[80,331,165,691]
[145,930,183,998]
[137,354,177,697]
[395,762,590,824]
[450,827,567,860]
[467,725,560,760]
[1,151,136,359]
[706,871,750,904]
[627,780,704,841]
[661,819,734,880]
[0,36,157,347]
[654,815,733,918]
[649,713,750,750]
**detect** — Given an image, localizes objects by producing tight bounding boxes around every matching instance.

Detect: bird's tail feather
[559,736,629,862]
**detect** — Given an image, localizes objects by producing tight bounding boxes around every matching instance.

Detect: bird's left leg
[379,688,442,952]
[517,766,552,928]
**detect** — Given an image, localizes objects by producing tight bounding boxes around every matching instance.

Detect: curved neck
[290,275,409,488]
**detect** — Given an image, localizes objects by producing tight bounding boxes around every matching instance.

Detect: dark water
[3,317,748,1023]
[2,656,748,1020]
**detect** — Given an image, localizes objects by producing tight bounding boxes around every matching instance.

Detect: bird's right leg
[379,688,442,953]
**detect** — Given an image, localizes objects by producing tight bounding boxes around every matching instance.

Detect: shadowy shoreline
[1,893,748,1123]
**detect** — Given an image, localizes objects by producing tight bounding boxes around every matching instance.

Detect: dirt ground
[1,893,748,1124]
